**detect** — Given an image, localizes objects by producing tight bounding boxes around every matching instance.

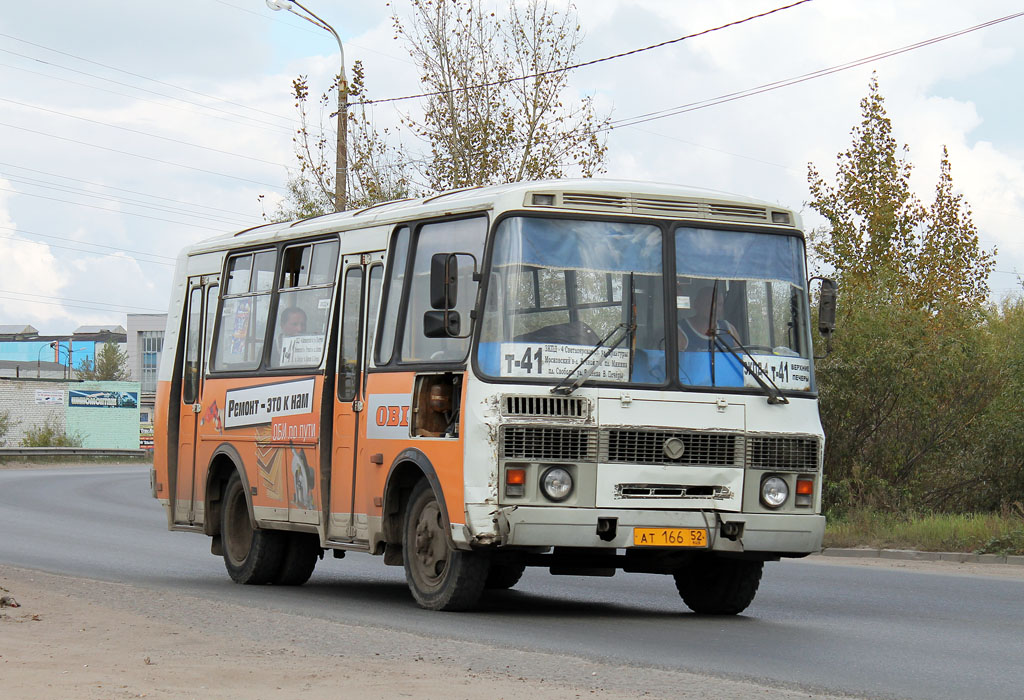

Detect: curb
[817,548,1024,566]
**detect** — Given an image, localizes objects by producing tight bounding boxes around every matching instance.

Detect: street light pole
[266,0,347,212]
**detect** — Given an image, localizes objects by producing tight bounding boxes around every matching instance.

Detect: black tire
[402,480,488,611]
[673,557,763,615]
[485,563,526,590]
[273,532,321,586]
[221,472,286,585]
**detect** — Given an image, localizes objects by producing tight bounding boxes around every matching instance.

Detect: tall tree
[807,73,923,296]
[271,65,411,221]
[271,0,608,219]
[395,0,608,190]
[76,342,131,381]
[914,146,995,313]
[806,74,1000,514]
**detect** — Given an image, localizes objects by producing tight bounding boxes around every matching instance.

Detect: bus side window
[212,250,275,371]
[376,227,410,366]
[204,285,218,371]
[338,267,363,401]
[401,217,486,363]
[183,287,203,404]
[364,265,383,374]
[269,239,339,370]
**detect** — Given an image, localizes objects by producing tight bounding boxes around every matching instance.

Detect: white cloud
[0,0,1022,331]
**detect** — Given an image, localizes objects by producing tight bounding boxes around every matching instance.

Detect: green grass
[824,508,1024,555]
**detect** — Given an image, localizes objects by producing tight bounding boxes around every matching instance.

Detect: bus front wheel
[221,472,285,584]
[402,480,488,611]
[673,557,763,615]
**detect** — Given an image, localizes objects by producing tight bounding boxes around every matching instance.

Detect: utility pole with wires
[266,0,347,212]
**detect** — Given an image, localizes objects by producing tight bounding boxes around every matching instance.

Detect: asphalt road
[2,465,1022,700]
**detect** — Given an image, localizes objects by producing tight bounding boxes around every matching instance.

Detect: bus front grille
[601,429,741,466]
[746,436,820,472]
[501,426,597,462]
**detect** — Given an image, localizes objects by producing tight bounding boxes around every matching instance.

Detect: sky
[1,0,1022,334]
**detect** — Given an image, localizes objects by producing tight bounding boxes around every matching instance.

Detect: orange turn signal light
[796,478,814,495]
[506,468,527,485]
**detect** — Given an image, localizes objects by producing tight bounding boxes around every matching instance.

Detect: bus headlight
[540,467,573,502]
[760,476,789,509]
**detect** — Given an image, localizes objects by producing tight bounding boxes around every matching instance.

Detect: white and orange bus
[153,179,836,612]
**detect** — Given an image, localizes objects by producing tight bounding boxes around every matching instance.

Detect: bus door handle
[192,403,202,414]
[352,400,364,412]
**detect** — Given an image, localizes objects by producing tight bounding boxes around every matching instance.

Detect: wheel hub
[413,501,448,584]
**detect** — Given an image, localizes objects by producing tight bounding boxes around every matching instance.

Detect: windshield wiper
[704,279,787,404]
[551,274,637,396]
[711,329,789,405]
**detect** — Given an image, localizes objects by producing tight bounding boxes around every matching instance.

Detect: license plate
[633,527,707,547]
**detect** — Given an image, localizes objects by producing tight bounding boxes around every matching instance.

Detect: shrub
[0,408,17,446]
[21,416,83,448]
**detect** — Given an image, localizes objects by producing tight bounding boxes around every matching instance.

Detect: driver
[677,279,738,351]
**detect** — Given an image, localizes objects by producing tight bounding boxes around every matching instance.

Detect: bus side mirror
[818,278,837,335]
[430,253,458,310]
[423,310,461,338]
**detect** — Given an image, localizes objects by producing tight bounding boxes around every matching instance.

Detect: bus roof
[184,178,801,257]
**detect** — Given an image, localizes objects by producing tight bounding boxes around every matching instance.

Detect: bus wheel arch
[381,449,450,553]
[204,444,253,541]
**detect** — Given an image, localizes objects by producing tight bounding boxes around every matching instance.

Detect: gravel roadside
[0,566,849,700]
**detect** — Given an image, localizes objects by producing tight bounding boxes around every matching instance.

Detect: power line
[0,227,175,267]
[0,292,165,315]
[0,225,175,260]
[0,60,298,139]
[0,32,297,126]
[0,161,260,218]
[375,9,1024,174]
[605,10,1024,131]
[0,97,290,169]
[0,288,164,312]
[0,234,174,267]
[0,186,232,233]
[0,47,301,137]
[0,121,285,190]
[2,174,255,227]
[354,0,814,107]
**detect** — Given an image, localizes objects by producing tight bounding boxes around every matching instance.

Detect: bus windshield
[674,226,814,393]
[478,216,666,385]
[476,216,814,393]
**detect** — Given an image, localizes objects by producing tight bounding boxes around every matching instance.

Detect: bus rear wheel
[402,480,488,611]
[221,472,285,585]
[274,532,321,586]
[673,557,763,615]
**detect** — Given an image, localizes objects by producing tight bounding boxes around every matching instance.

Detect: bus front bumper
[488,506,824,556]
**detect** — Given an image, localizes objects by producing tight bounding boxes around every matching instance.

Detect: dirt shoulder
[0,566,848,700]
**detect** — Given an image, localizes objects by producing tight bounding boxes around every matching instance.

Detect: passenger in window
[275,307,309,366]
[279,306,307,337]
[677,279,738,351]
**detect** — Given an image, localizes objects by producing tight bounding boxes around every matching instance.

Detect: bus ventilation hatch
[556,192,772,223]
[502,395,588,419]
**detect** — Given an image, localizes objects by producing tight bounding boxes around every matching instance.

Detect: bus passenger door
[328,252,383,542]
[174,279,214,526]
